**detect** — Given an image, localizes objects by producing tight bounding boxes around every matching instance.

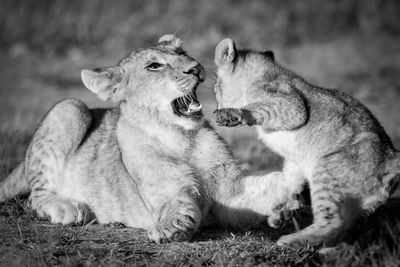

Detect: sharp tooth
[188,102,202,113]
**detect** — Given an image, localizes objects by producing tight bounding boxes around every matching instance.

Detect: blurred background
[1,0,400,175]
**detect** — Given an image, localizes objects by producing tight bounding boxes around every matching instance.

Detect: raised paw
[148,200,201,244]
[214,108,244,127]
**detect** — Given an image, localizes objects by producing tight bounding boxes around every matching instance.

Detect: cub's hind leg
[281,160,308,212]
[25,99,92,224]
[277,167,347,247]
[278,137,400,248]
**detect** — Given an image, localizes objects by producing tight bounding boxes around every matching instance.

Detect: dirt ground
[1,34,400,266]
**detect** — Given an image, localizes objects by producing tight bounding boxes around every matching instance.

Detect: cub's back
[296,81,393,151]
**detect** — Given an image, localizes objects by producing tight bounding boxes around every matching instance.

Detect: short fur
[213,38,400,247]
[0,35,296,243]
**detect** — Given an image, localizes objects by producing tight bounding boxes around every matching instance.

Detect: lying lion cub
[213,38,400,247]
[0,35,296,243]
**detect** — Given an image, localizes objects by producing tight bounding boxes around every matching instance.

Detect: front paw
[214,108,244,127]
[148,200,201,244]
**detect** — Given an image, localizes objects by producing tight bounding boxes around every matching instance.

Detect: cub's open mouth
[172,91,203,119]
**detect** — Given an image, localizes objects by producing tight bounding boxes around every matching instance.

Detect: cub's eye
[146,63,164,71]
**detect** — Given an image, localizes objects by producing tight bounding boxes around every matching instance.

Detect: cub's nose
[183,63,205,82]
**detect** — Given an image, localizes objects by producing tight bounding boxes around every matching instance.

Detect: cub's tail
[0,162,29,202]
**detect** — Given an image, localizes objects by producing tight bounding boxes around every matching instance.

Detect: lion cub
[0,35,296,244]
[213,38,400,247]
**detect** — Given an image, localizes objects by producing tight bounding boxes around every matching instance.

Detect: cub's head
[81,34,205,129]
[213,38,276,109]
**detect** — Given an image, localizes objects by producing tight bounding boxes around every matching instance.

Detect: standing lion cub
[213,38,400,247]
[0,35,296,243]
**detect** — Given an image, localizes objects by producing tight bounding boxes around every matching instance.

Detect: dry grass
[1,0,400,266]
[1,191,400,266]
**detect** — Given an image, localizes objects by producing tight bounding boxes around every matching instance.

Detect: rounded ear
[81,66,125,102]
[215,38,237,67]
[263,50,275,61]
[158,34,183,48]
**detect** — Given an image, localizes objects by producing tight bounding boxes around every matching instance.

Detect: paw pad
[214,108,244,127]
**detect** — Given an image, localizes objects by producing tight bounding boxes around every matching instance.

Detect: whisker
[198,57,214,64]
[177,31,189,43]
[173,25,183,38]
[182,94,188,107]
[179,80,190,88]
[188,92,195,102]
